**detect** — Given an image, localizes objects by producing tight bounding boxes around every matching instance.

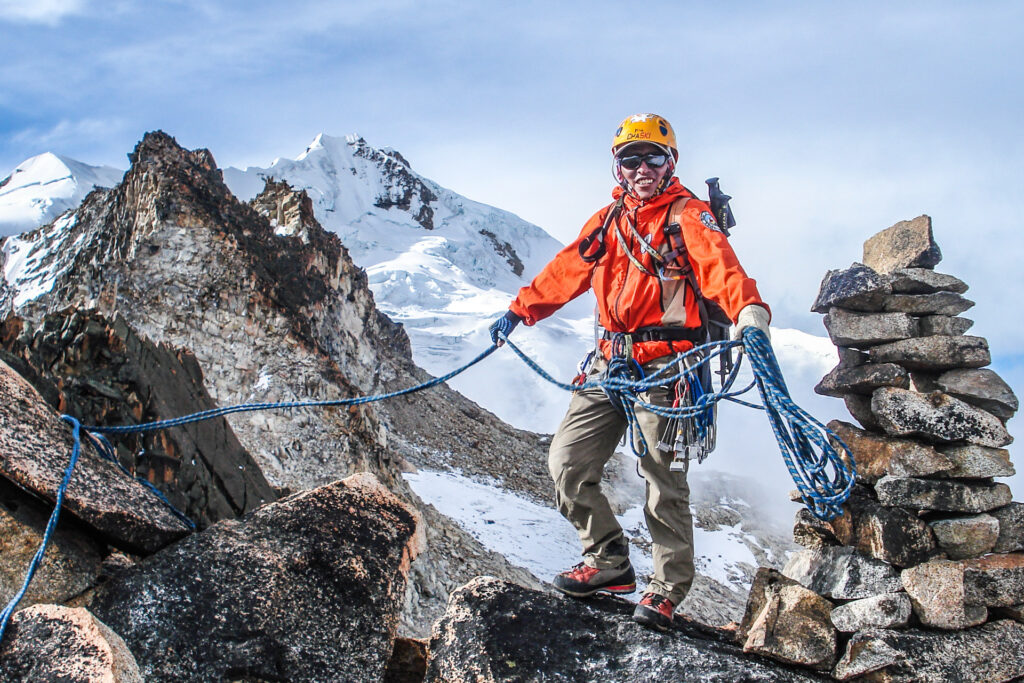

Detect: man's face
[616,143,670,200]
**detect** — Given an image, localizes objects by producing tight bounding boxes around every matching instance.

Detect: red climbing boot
[633,592,675,630]
[552,560,636,597]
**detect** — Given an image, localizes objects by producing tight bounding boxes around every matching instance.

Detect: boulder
[880,292,974,316]
[918,315,974,336]
[901,559,987,629]
[0,477,103,608]
[823,308,918,348]
[793,507,853,550]
[826,420,954,484]
[783,547,902,600]
[887,268,968,294]
[935,368,1019,421]
[992,503,1024,553]
[0,604,142,682]
[811,263,891,313]
[0,359,191,553]
[862,215,942,273]
[875,475,1012,513]
[425,576,824,682]
[929,514,999,560]
[829,592,911,632]
[963,553,1024,608]
[845,492,936,568]
[88,474,421,683]
[833,620,1024,682]
[868,335,991,371]
[871,388,1011,447]
[937,444,1015,479]
[814,363,909,397]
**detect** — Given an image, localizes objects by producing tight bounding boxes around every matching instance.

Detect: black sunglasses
[616,153,669,170]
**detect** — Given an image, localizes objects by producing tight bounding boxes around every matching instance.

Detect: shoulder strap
[578,195,625,263]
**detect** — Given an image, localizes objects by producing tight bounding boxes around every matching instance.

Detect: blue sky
[2,0,1021,460]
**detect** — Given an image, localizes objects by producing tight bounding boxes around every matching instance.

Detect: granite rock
[811,263,891,314]
[742,581,837,671]
[814,363,909,397]
[862,215,942,273]
[829,592,911,633]
[783,547,902,600]
[918,315,974,336]
[887,268,968,294]
[824,308,919,348]
[827,420,954,484]
[963,553,1024,608]
[88,475,421,683]
[935,367,1019,421]
[875,475,1012,513]
[880,291,974,316]
[844,394,881,431]
[937,444,1015,479]
[992,503,1024,553]
[871,387,1011,447]
[833,620,1024,682]
[869,335,991,371]
[0,604,142,683]
[901,559,987,630]
[929,514,999,560]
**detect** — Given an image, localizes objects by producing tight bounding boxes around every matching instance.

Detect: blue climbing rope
[0,331,854,645]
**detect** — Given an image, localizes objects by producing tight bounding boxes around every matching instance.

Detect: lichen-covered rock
[827,420,954,484]
[0,358,191,553]
[880,291,974,316]
[88,474,421,683]
[845,492,936,568]
[875,475,1012,513]
[833,620,1024,682]
[862,215,942,273]
[929,514,999,560]
[937,444,1015,479]
[829,592,911,632]
[887,268,968,294]
[811,263,891,313]
[918,314,974,336]
[901,559,987,629]
[935,368,1019,421]
[844,394,881,430]
[815,363,909,397]
[869,335,991,371]
[793,507,853,550]
[837,346,869,368]
[783,547,902,600]
[0,477,103,609]
[425,576,825,682]
[0,604,142,683]
[871,387,1011,447]
[992,503,1024,553]
[824,308,919,348]
[963,553,1024,608]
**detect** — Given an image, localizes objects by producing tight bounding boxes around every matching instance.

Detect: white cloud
[0,0,85,25]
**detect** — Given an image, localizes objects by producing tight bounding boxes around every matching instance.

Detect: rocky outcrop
[87,474,420,682]
[0,604,142,683]
[426,577,826,682]
[0,358,191,553]
[0,131,552,635]
[0,309,276,528]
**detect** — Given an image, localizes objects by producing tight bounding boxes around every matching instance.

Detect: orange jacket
[510,178,769,364]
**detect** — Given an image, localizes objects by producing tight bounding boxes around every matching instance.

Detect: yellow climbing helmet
[611,113,678,159]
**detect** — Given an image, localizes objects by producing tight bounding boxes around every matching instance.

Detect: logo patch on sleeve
[699,211,723,232]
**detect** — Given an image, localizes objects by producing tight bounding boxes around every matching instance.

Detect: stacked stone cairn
[736,216,1024,681]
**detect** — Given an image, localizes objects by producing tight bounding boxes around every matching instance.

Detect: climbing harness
[0,330,854,645]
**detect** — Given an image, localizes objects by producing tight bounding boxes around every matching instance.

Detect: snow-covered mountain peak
[0,152,122,237]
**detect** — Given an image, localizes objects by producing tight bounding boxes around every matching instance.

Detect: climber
[488,113,771,631]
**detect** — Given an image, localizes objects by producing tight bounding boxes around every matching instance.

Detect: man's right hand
[489,311,522,346]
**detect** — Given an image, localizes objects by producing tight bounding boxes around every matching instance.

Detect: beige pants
[548,354,695,605]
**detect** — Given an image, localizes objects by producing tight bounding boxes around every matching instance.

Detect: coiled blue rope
[1,331,853,645]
